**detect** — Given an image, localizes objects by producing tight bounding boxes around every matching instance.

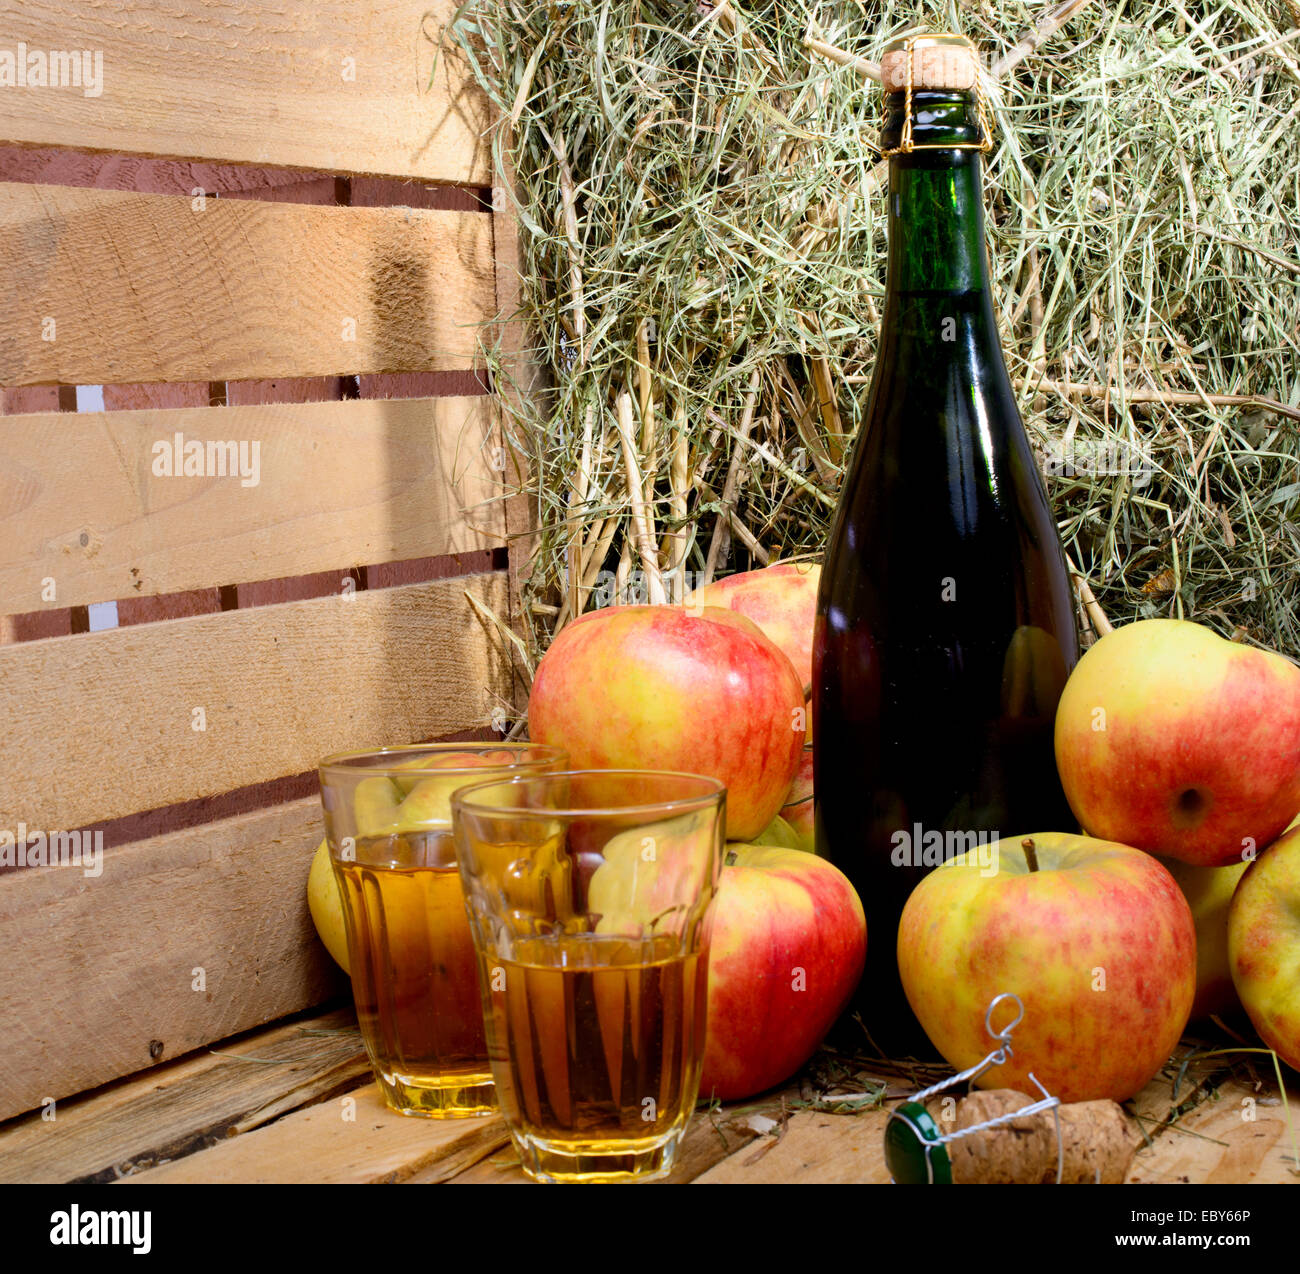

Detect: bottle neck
[881,92,990,296]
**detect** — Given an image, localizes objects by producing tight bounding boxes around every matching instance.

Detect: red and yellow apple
[529,605,805,841]
[1228,825,1300,1071]
[1055,619,1300,866]
[898,831,1196,1102]
[686,561,819,739]
[700,843,866,1101]
[1159,853,1250,1020]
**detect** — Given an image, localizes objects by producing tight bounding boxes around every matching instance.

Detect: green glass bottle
[813,35,1079,1054]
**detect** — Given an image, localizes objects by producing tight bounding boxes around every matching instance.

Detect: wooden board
[0,798,345,1122]
[0,183,494,385]
[8,1006,1297,1182]
[0,1,490,184]
[0,396,502,614]
[694,1108,894,1184]
[445,1102,775,1185]
[0,570,513,829]
[1127,1078,1300,1185]
[123,1083,508,1184]
[0,1008,367,1182]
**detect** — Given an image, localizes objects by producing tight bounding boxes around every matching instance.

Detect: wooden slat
[123,1084,508,1184]
[0,1,489,184]
[0,396,502,613]
[0,571,512,829]
[0,797,345,1122]
[0,1008,367,1182]
[0,183,494,385]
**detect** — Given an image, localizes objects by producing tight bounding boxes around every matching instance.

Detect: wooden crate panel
[0,571,513,829]
[0,797,343,1123]
[0,1,489,183]
[0,396,502,614]
[0,183,494,385]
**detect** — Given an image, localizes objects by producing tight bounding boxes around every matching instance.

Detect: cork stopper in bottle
[881,33,979,94]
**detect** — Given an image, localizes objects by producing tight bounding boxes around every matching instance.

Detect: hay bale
[450,1,1300,662]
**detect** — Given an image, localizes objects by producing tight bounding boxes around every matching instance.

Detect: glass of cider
[318,744,567,1118]
[451,770,726,1182]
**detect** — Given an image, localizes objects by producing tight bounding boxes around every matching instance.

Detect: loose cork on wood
[937,1088,1139,1184]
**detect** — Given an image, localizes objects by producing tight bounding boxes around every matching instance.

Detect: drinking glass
[452,770,725,1181]
[318,743,567,1117]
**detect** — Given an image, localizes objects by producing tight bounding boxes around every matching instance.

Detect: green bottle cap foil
[884,1101,953,1185]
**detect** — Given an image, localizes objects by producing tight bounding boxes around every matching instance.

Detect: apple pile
[307,580,1300,1106]
[529,561,868,1100]
[1057,619,1300,1076]
[900,618,1300,1101]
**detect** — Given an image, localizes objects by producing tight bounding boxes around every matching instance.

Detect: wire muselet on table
[887,992,1066,1185]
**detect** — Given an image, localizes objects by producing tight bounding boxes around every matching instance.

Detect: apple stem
[1020,837,1039,873]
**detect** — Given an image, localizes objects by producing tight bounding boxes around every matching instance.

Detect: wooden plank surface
[124,1084,508,1184]
[0,183,494,385]
[445,1103,776,1185]
[694,1108,894,1184]
[0,797,345,1122]
[0,1008,366,1182]
[0,1,489,184]
[0,396,502,613]
[0,570,513,829]
[1127,1079,1300,1185]
[691,1067,1300,1185]
[8,1011,1297,1182]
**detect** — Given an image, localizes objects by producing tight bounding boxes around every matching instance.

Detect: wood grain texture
[0,797,347,1122]
[0,385,59,413]
[1126,1078,1300,1185]
[0,571,512,829]
[0,183,494,385]
[0,145,331,196]
[123,1083,508,1184]
[0,396,504,613]
[443,1102,773,1185]
[0,1,489,183]
[0,606,71,643]
[116,588,223,627]
[694,1109,894,1184]
[0,1008,367,1182]
[102,383,211,411]
[225,377,347,406]
[351,178,486,213]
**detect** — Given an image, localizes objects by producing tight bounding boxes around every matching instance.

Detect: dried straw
[450,0,1300,660]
